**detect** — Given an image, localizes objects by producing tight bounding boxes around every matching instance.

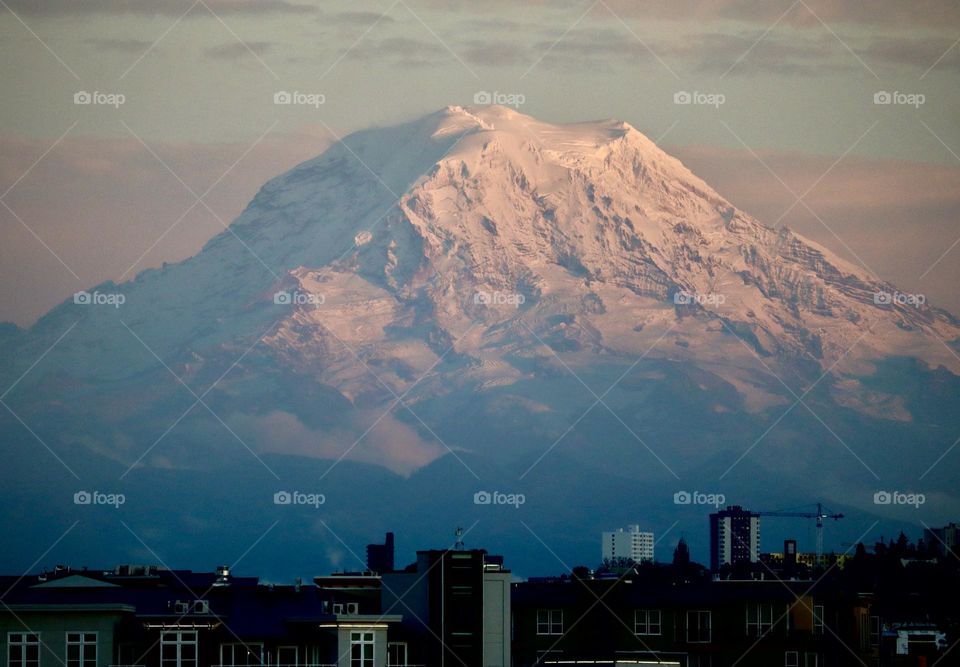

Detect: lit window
[66,633,97,667]
[8,633,40,667]
[633,609,661,636]
[536,609,563,635]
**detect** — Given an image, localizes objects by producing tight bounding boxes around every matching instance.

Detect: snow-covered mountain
[2,106,959,575]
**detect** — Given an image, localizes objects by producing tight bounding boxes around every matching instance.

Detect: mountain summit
[2,105,959,494]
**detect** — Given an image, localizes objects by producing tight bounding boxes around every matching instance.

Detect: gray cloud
[84,38,155,54]
[205,41,275,60]
[5,0,316,16]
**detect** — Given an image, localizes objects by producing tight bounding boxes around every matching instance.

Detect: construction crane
[756,503,844,566]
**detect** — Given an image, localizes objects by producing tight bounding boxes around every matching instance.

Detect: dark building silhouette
[366,531,395,573]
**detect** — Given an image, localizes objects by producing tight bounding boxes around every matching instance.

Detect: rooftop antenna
[454,526,465,551]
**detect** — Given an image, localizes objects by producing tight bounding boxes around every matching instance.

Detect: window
[8,633,40,667]
[785,651,799,667]
[869,616,880,646]
[687,611,712,643]
[161,631,198,667]
[66,632,97,667]
[276,646,298,666]
[350,631,374,667]
[746,604,773,637]
[688,655,712,667]
[387,643,407,667]
[804,653,819,667]
[634,609,661,635]
[536,609,563,635]
[220,643,264,666]
[812,605,824,635]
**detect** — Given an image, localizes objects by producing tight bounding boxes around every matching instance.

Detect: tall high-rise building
[601,525,654,563]
[710,506,761,571]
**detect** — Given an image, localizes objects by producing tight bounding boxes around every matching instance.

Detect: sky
[1,0,959,325]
